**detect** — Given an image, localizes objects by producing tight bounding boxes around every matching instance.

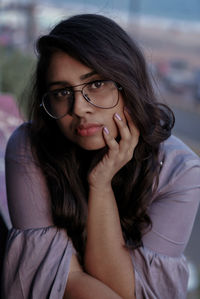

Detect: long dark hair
[28,14,174,264]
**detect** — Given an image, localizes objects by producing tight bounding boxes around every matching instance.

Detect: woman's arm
[84,186,135,299]
[85,109,139,299]
[64,254,122,299]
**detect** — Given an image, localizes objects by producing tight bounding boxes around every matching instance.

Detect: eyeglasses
[40,79,122,119]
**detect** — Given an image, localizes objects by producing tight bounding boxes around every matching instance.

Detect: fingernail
[103,127,109,134]
[115,113,122,120]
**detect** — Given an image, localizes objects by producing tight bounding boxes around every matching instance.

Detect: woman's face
[46,51,127,150]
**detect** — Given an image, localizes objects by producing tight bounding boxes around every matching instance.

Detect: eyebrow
[48,71,97,88]
[80,70,97,80]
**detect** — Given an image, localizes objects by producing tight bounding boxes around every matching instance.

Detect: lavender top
[1,123,200,298]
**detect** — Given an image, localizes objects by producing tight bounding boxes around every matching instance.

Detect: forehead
[47,51,96,84]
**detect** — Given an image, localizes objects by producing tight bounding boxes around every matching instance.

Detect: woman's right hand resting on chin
[88,108,139,189]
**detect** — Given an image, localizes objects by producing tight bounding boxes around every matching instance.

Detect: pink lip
[76,123,103,136]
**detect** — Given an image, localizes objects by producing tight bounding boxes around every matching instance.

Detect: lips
[76,123,103,137]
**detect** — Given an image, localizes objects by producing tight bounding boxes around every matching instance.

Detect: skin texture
[47,51,139,298]
[64,254,122,299]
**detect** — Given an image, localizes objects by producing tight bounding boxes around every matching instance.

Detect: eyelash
[50,79,104,93]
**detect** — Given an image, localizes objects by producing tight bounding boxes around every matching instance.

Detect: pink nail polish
[115,113,122,120]
[103,127,109,134]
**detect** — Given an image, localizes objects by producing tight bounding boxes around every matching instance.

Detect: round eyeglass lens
[43,89,72,119]
[83,80,118,108]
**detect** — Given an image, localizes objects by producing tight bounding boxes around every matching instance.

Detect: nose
[72,90,93,117]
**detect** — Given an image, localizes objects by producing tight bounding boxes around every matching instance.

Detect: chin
[77,140,106,151]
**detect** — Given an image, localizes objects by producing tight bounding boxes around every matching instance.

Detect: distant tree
[0,45,35,106]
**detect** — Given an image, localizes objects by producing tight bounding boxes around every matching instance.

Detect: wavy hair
[28,14,174,264]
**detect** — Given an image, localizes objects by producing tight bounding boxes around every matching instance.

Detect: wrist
[89,182,113,194]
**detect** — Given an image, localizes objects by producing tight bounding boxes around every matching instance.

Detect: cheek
[56,117,74,139]
[108,119,118,137]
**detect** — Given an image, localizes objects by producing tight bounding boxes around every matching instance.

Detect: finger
[113,113,133,151]
[124,107,139,136]
[124,108,140,145]
[114,112,139,155]
[102,127,119,155]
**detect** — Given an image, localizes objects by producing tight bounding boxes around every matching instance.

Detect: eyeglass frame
[40,79,123,120]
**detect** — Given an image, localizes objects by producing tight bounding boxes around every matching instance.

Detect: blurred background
[0,0,199,297]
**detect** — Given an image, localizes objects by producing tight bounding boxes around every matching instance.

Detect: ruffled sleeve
[1,123,77,299]
[3,227,75,299]
[130,136,200,299]
[130,246,188,299]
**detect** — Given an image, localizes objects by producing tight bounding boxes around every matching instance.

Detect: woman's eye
[91,81,104,89]
[53,89,72,98]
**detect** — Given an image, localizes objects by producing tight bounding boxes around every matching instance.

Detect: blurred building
[0,1,37,51]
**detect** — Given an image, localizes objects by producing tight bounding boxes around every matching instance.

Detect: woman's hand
[88,107,139,189]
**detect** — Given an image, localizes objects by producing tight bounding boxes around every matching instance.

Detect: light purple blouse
[1,123,200,298]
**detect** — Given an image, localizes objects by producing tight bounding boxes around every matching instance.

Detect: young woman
[2,14,200,299]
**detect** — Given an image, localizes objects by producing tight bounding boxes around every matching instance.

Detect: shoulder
[6,122,31,149]
[5,122,54,229]
[161,134,199,161]
[157,135,200,192]
[5,122,33,162]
